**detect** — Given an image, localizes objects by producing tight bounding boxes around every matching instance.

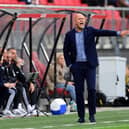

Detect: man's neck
[75,27,84,32]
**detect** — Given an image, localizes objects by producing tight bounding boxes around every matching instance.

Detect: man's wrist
[117,31,121,36]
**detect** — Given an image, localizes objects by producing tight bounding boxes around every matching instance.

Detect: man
[63,13,129,123]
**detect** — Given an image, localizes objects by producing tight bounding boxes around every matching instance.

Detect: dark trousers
[71,62,96,119]
[27,89,37,106]
[0,87,9,109]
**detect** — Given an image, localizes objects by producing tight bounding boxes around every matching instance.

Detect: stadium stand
[0,0,128,49]
[0,0,88,6]
[0,0,25,4]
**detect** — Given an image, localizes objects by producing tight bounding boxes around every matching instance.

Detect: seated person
[14,57,36,112]
[1,50,33,116]
[14,52,43,115]
[0,50,16,116]
[47,53,76,111]
[7,48,36,114]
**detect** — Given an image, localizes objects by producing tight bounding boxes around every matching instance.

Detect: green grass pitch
[0,108,129,129]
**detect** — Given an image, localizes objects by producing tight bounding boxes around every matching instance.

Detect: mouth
[80,22,85,26]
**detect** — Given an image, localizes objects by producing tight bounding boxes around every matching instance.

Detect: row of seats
[0,0,88,6]
[47,0,87,6]
[0,0,125,19]
[92,9,129,30]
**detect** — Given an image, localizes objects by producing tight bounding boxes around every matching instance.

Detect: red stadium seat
[65,0,81,6]
[0,0,87,6]
[48,88,70,97]
[104,10,121,30]
[39,0,48,5]
[104,10,121,19]
[52,0,83,6]
[54,0,67,5]
[0,0,25,4]
[91,9,122,30]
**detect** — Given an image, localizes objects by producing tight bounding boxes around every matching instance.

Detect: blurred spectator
[18,0,32,4]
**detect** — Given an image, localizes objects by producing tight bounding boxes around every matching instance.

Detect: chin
[79,26,85,30]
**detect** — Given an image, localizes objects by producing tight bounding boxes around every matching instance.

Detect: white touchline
[11,128,35,129]
[92,125,129,129]
[41,126,55,128]
[63,124,75,127]
[103,121,116,123]
[119,119,129,122]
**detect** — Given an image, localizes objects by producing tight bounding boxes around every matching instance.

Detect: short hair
[7,47,16,51]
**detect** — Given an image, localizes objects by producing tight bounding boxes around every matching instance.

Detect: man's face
[7,52,13,62]
[9,49,17,60]
[74,13,87,31]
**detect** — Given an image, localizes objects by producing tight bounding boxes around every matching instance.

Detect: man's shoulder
[65,26,96,35]
[66,29,75,35]
[86,26,95,30]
